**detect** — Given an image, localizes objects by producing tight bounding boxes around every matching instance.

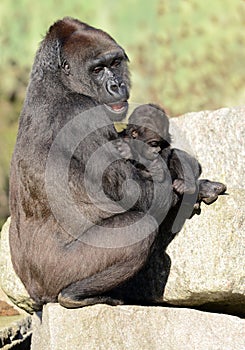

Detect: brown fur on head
[47,17,126,59]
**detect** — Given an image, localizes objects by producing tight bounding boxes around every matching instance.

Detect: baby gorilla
[117,104,200,196]
[116,103,226,207]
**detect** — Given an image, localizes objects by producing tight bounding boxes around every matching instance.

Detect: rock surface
[0,218,37,313]
[0,314,32,349]
[163,106,245,314]
[163,189,245,314]
[0,287,32,349]
[170,105,245,188]
[31,303,245,350]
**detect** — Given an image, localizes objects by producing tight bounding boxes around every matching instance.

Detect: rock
[31,303,245,350]
[163,106,245,314]
[163,189,245,315]
[0,313,32,349]
[0,218,37,313]
[170,105,245,188]
[0,287,32,348]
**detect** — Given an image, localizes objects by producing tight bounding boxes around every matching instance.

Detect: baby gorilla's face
[134,129,163,161]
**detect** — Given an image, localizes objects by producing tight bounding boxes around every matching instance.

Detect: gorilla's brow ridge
[91,51,125,66]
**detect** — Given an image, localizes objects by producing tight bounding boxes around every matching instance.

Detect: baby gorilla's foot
[198,179,227,204]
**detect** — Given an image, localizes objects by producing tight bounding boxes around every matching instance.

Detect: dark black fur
[9,18,173,309]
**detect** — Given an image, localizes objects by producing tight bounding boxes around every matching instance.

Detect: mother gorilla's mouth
[104,101,128,114]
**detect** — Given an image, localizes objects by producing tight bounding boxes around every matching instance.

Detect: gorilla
[116,103,226,210]
[9,17,173,309]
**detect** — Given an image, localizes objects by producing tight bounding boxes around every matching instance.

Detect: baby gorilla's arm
[169,149,200,195]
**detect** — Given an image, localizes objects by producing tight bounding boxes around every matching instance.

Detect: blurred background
[0,0,244,227]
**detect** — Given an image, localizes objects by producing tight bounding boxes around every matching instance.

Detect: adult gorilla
[9,17,173,309]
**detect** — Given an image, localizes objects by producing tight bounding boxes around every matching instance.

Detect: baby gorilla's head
[126,104,171,160]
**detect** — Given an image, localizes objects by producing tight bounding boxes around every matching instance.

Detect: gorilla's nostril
[110,83,118,92]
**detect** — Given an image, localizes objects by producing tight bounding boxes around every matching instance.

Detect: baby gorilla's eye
[148,141,159,147]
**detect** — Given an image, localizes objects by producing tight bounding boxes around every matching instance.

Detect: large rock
[170,105,245,188]
[0,218,37,313]
[163,189,245,314]
[163,106,245,314]
[31,304,245,350]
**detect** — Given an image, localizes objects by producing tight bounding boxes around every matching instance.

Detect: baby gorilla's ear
[131,130,138,138]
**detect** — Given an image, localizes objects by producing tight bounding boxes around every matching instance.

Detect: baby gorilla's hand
[114,139,133,159]
[173,178,196,195]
